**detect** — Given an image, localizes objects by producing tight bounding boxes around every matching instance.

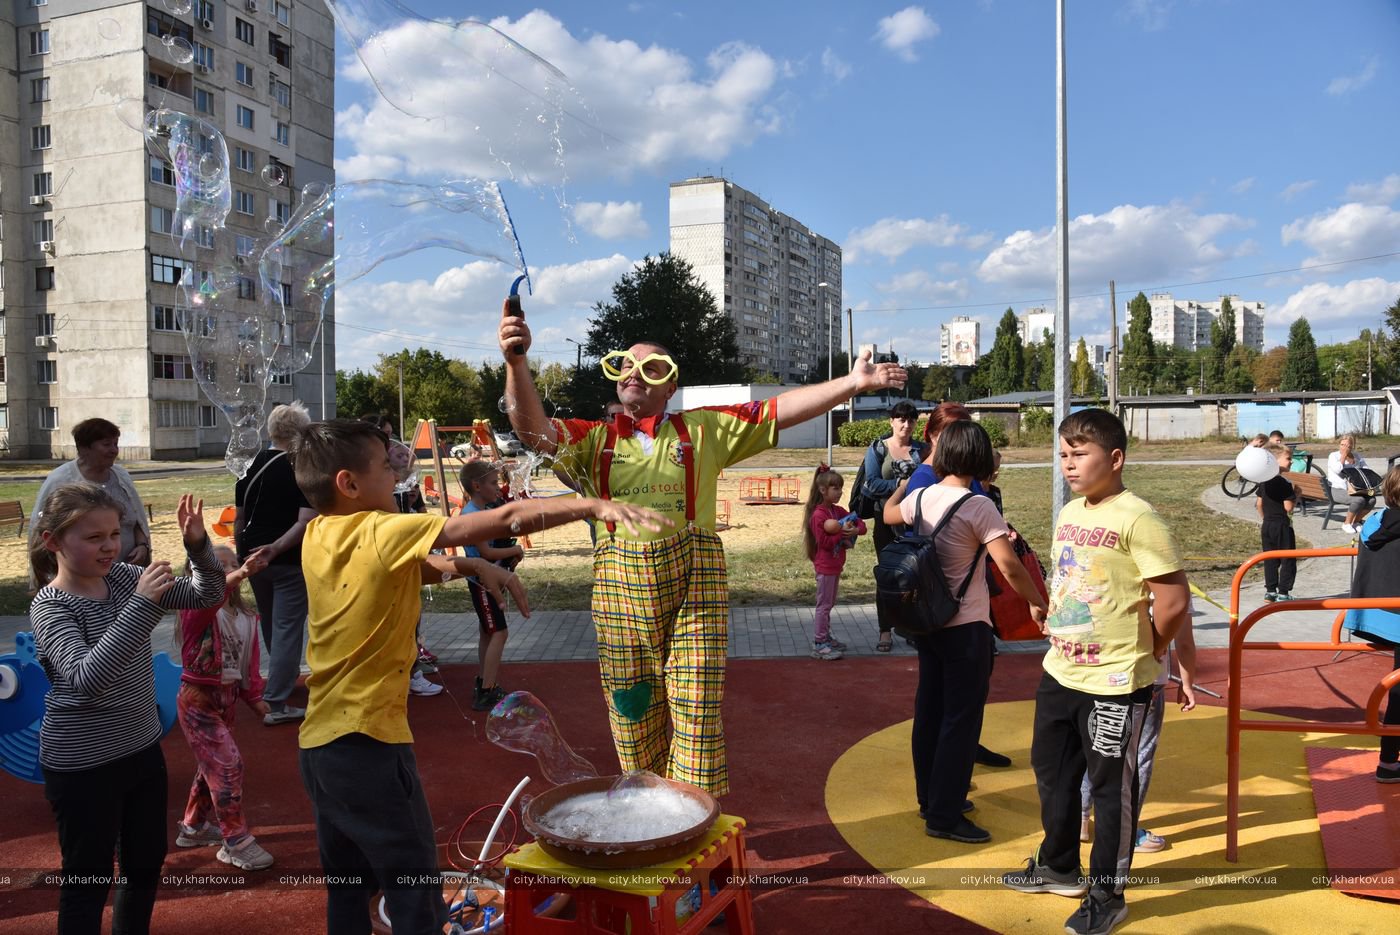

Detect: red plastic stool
[502,815,754,935]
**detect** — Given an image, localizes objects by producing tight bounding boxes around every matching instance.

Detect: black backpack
[848,438,887,519]
[873,490,986,639]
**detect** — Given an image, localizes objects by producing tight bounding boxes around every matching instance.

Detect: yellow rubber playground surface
[829,700,1398,934]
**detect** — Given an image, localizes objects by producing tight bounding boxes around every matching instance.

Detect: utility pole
[397,355,405,438]
[846,307,855,422]
[1051,0,1071,519]
[1368,334,1374,390]
[819,282,832,464]
[1108,280,1119,413]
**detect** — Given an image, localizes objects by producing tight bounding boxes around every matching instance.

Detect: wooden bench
[0,500,27,537]
[1282,471,1341,529]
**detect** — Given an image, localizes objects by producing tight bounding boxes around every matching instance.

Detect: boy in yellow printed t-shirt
[291,420,667,934]
[1002,409,1190,935]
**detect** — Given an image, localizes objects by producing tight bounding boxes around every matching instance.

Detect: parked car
[495,431,526,457]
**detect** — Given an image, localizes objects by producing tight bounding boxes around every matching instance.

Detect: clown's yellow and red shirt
[553,402,777,542]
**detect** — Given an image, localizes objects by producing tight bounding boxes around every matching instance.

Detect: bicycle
[1219,448,1322,499]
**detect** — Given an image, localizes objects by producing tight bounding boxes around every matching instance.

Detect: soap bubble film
[485,691,598,786]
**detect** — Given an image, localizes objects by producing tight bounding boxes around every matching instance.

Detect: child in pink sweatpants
[803,465,868,661]
[175,545,276,871]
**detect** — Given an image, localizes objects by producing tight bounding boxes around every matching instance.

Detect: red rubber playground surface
[0,647,1395,933]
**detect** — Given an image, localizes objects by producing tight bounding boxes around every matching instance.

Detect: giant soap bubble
[486,691,598,786]
[1236,444,1281,484]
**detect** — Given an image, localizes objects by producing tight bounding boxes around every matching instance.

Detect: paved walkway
[0,480,1367,667]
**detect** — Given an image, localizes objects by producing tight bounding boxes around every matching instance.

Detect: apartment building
[940,315,980,366]
[1145,293,1265,353]
[0,0,335,458]
[669,176,841,382]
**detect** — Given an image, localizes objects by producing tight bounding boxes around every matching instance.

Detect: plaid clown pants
[592,526,730,795]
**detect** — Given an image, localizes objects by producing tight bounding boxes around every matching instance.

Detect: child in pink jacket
[175,544,275,870]
[803,465,868,660]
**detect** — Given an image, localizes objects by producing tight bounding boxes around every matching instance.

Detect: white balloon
[1236,445,1280,484]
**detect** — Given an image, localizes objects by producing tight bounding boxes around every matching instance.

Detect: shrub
[838,416,929,448]
[981,418,1010,448]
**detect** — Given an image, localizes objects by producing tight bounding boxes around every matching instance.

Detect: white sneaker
[217,836,274,871]
[1342,523,1357,534]
[409,671,443,696]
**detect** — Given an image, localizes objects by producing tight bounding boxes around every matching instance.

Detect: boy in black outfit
[1256,443,1297,602]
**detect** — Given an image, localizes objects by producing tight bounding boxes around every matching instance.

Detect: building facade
[1144,293,1265,354]
[940,316,980,366]
[668,177,841,383]
[1017,307,1054,345]
[1,0,335,458]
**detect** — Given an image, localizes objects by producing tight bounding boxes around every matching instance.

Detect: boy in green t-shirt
[1002,409,1190,935]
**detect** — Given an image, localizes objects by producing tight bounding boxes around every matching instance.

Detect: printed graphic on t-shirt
[1048,541,1108,637]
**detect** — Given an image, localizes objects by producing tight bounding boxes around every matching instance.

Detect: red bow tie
[612,412,667,438]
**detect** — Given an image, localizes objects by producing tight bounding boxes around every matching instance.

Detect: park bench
[0,500,27,537]
[1282,471,1341,529]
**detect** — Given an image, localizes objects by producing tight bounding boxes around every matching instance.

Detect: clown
[499,316,907,795]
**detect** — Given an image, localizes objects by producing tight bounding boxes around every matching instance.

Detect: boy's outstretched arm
[421,554,530,618]
[1173,619,1199,711]
[1147,570,1191,658]
[433,497,670,551]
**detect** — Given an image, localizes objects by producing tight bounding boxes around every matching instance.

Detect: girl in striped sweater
[30,484,223,935]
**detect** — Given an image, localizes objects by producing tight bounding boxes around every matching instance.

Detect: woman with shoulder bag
[1327,434,1376,534]
[861,401,926,653]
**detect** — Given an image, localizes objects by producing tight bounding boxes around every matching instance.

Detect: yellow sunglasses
[599,350,678,386]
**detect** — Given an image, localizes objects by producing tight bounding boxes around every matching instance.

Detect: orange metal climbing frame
[738,476,799,505]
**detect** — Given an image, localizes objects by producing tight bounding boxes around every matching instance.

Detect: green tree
[1281,318,1321,391]
[335,368,393,422]
[979,308,1025,396]
[1072,338,1096,395]
[805,351,851,385]
[1206,297,1237,390]
[1222,345,1257,393]
[374,349,477,429]
[1251,347,1288,392]
[1384,295,1400,381]
[922,364,955,401]
[583,253,746,387]
[1120,292,1156,395]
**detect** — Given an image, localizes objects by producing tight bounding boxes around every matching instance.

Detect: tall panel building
[669,177,841,383]
[1145,293,1265,353]
[940,316,980,366]
[0,0,335,458]
[1017,307,1054,345]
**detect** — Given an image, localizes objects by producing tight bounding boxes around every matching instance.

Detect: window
[32,0,49,7]
[151,206,177,234]
[236,190,256,215]
[236,62,254,86]
[196,133,215,156]
[31,77,49,103]
[193,42,213,69]
[31,125,51,150]
[235,105,254,129]
[41,407,59,431]
[198,359,217,382]
[196,0,214,20]
[273,121,289,146]
[280,282,293,305]
[33,172,53,197]
[238,363,256,384]
[156,401,199,427]
[237,276,256,300]
[36,267,54,291]
[271,371,292,385]
[270,78,291,109]
[0,358,5,384]
[33,219,54,244]
[234,147,255,172]
[151,254,188,284]
[39,313,55,337]
[235,234,256,256]
[271,199,290,225]
[148,70,172,91]
[153,354,195,380]
[235,18,254,43]
[194,87,214,114]
[37,360,57,384]
[199,405,218,428]
[274,0,290,26]
[269,34,291,69]
[149,156,175,186]
[30,29,50,56]
[148,9,193,44]
[195,225,215,249]
[152,305,181,331]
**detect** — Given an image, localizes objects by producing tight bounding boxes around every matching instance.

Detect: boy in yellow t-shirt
[291,420,666,934]
[1002,409,1190,935]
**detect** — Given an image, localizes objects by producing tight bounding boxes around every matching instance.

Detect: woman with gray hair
[235,402,316,725]
[33,418,152,567]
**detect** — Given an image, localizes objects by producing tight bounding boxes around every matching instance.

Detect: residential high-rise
[1144,293,1265,353]
[669,177,841,382]
[1017,307,1054,345]
[0,0,335,458]
[940,316,980,366]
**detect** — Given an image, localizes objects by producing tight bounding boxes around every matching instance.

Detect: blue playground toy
[0,632,182,784]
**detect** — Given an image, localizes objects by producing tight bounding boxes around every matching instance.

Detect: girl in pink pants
[803,466,867,660]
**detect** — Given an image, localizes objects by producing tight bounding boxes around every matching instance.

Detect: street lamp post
[818,281,832,465]
[564,337,583,369]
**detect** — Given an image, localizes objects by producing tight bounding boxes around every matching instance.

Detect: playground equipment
[715,499,732,531]
[738,476,799,505]
[1224,545,1400,862]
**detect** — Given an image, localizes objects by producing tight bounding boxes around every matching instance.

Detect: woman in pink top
[884,421,1048,844]
[803,465,868,660]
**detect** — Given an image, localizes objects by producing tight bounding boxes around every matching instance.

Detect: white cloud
[572,201,650,239]
[977,202,1253,290]
[1281,202,1400,265]
[821,47,852,82]
[334,254,636,371]
[1273,277,1400,327]
[1345,174,1400,205]
[1280,179,1316,201]
[1326,56,1379,96]
[334,11,783,183]
[874,7,940,63]
[1230,177,1256,194]
[873,271,969,301]
[1122,0,1175,31]
[845,215,979,263]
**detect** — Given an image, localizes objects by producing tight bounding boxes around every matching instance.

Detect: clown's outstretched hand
[850,349,908,393]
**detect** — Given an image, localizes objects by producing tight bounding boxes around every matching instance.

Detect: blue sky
[328,0,1400,375]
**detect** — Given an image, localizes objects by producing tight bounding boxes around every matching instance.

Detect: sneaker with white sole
[1377,762,1400,783]
[1343,523,1357,534]
[1002,856,1088,897]
[176,822,222,848]
[1064,890,1128,935]
[1134,828,1168,852]
[810,642,844,661]
[217,837,274,871]
[824,635,848,652]
[262,705,305,726]
[409,671,443,696]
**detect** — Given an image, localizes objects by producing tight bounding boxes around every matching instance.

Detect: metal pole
[1108,280,1119,413]
[320,322,328,418]
[819,282,832,464]
[1052,0,1071,519]
[397,356,405,437]
[847,306,855,419]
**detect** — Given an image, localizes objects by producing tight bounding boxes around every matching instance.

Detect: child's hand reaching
[1177,680,1197,712]
[135,561,176,602]
[177,495,208,550]
[475,561,531,619]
